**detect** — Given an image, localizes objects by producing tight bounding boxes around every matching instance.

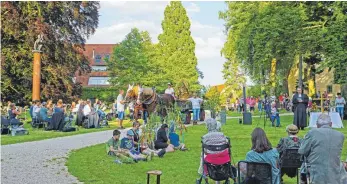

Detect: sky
[87,1,229,86]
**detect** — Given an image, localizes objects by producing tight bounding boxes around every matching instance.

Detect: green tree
[157,1,200,98]
[108,28,153,89]
[1,1,99,104]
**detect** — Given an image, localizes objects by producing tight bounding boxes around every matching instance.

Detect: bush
[81,87,119,103]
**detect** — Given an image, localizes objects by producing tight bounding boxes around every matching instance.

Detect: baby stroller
[97,109,109,128]
[197,137,236,184]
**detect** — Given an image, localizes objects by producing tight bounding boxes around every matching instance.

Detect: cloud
[88,2,228,86]
[87,20,162,44]
[190,21,225,60]
[186,3,200,13]
[100,1,169,15]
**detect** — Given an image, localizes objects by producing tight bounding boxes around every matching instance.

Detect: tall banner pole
[32,34,43,101]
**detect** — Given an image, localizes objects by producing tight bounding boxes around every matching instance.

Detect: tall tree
[1,1,99,104]
[108,28,153,89]
[157,1,200,98]
[220,2,307,93]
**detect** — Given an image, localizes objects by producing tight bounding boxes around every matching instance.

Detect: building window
[103,54,110,62]
[327,85,333,93]
[91,66,107,71]
[95,54,102,62]
[88,77,110,85]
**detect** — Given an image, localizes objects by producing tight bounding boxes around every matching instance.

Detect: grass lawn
[66,115,347,184]
[227,108,288,117]
[1,115,135,145]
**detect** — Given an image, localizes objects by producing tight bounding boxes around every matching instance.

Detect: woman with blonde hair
[54,99,64,113]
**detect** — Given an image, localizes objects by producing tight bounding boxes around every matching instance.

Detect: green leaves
[1,2,99,103]
[220,1,347,93]
[157,1,200,97]
[108,28,153,89]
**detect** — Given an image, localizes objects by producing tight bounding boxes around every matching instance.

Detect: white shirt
[117,94,125,112]
[72,104,79,113]
[83,105,91,116]
[188,97,203,109]
[165,87,175,96]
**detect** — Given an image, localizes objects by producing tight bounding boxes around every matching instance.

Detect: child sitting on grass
[120,129,152,162]
[106,130,134,164]
[169,122,188,151]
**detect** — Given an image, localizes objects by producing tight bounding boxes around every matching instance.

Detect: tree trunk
[270,58,277,95]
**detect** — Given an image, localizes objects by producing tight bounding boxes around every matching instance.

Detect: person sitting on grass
[154,124,175,157]
[39,102,51,123]
[106,130,134,164]
[277,124,302,182]
[8,103,24,126]
[120,129,151,162]
[130,121,141,149]
[270,102,280,127]
[169,122,187,151]
[33,100,41,119]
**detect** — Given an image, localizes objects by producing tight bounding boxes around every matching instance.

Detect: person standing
[279,94,284,109]
[117,89,126,129]
[292,88,309,130]
[249,96,256,113]
[257,96,262,112]
[188,93,203,125]
[335,93,346,120]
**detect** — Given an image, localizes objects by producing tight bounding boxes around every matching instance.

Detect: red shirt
[279,95,284,102]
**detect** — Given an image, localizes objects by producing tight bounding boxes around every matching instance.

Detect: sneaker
[157,149,166,158]
[180,147,188,151]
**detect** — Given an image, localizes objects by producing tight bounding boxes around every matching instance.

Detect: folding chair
[196,137,236,184]
[280,148,302,184]
[237,161,272,184]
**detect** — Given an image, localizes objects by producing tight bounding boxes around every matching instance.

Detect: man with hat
[165,82,176,99]
[277,124,302,181]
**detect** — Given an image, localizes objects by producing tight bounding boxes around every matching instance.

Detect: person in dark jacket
[154,124,175,156]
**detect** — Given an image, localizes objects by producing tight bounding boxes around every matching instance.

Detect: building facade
[75,44,116,87]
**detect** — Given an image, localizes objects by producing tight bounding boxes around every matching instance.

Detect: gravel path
[1,129,120,184]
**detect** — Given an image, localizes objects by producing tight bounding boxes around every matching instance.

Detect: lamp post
[32,34,43,101]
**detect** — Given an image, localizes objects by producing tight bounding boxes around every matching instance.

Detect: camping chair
[237,161,272,184]
[196,137,236,184]
[301,157,310,184]
[280,148,302,184]
[1,116,10,135]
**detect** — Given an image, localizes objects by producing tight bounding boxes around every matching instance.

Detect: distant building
[75,44,116,87]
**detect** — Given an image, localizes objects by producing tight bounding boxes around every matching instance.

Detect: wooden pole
[32,51,41,101]
[299,54,303,89]
[320,91,323,112]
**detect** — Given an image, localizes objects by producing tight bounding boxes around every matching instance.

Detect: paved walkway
[1,130,117,184]
[1,122,205,184]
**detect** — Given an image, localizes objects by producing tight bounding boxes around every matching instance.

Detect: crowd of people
[106,121,187,163]
[3,97,113,131]
[198,115,347,184]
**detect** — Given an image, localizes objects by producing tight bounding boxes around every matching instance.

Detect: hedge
[81,87,120,103]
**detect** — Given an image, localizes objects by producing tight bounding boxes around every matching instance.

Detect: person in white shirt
[83,100,91,117]
[165,83,176,99]
[335,93,346,120]
[117,90,126,129]
[188,93,203,125]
